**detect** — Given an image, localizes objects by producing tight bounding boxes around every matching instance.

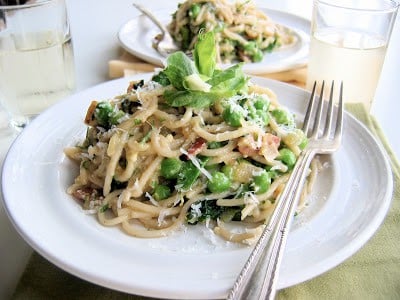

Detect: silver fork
[132,3,180,57]
[227,81,344,300]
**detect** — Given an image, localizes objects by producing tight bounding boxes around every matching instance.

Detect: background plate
[118,8,310,74]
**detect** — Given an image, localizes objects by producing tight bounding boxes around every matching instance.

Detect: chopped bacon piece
[72,187,100,202]
[237,133,280,161]
[187,137,207,156]
[84,101,98,126]
[237,135,259,157]
[260,133,280,161]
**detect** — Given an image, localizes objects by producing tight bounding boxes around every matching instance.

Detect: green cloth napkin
[12,104,400,300]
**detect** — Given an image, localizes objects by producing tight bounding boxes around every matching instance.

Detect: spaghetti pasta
[65,34,316,245]
[167,0,296,63]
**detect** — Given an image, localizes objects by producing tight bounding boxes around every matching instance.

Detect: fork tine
[323,81,335,138]
[310,80,325,139]
[302,81,317,135]
[335,81,344,142]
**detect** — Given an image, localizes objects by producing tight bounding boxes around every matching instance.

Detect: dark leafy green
[94,101,125,129]
[151,71,170,86]
[186,200,241,224]
[177,157,209,191]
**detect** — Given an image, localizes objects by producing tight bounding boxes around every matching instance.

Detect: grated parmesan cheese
[145,192,160,207]
[190,202,203,218]
[117,193,124,209]
[180,148,212,180]
[157,209,169,226]
[244,191,259,205]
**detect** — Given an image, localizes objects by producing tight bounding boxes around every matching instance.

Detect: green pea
[299,136,308,150]
[207,141,223,149]
[247,103,269,126]
[223,106,243,127]
[279,148,296,168]
[268,170,279,180]
[205,163,219,173]
[207,172,231,193]
[253,96,270,111]
[153,185,171,201]
[271,108,294,126]
[255,109,269,126]
[251,49,264,62]
[253,170,271,194]
[244,41,257,51]
[189,4,201,18]
[221,164,234,179]
[160,158,182,179]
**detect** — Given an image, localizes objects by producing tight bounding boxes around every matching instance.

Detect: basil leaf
[193,31,216,78]
[164,90,218,108]
[208,64,248,96]
[163,52,197,90]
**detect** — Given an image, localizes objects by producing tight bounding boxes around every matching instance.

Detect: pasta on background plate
[65,32,317,245]
[167,0,296,63]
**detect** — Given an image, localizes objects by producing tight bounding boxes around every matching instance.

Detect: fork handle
[132,3,167,34]
[227,149,316,300]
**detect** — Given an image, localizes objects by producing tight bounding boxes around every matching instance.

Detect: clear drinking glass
[306,0,399,111]
[0,0,75,131]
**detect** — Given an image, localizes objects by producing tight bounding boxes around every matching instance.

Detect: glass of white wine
[306,0,399,111]
[0,0,75,131]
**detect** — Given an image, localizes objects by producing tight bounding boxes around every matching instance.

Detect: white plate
[2,76,393,299]
[118,8,310,74]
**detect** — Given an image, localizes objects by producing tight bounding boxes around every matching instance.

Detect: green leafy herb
[187,200,240,224]
[99,204,109,213]
[208,64,248,97]
[164,90,218,108]
[193,31,216,78]
[94,101,125,129]
[161,31,248,108]
[152,71,170,86]
[153,184,171,201]
[163,52,197,90]
[177,157,209,191]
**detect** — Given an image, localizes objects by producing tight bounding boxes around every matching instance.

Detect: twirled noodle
[167,0,296,63]
[66,77,318,245]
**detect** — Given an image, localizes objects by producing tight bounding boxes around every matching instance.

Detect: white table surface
[0,0,399,299]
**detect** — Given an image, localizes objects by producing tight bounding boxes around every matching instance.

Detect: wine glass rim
[316,0,400,13]
[0,0,59,10]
